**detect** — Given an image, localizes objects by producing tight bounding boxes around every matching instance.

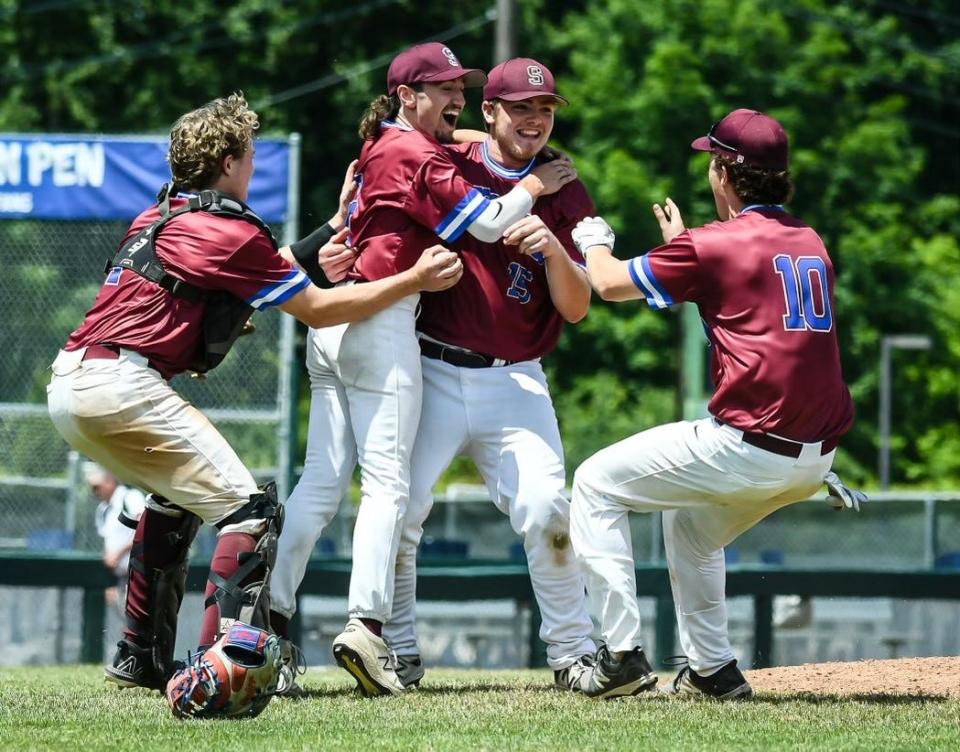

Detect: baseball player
[268,42,576,697]
[383,58,597,691]
[568,109,855,699]
[47,92,463,694]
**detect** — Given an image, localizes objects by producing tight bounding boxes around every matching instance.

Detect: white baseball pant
[384,355,597,670]
[47,347,262,535]
[270,293,421,622]
[571,417,834,675]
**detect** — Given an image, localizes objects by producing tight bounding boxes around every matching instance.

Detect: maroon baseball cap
[387,42,486,96]
[691,109,790,170]
[483,57,568,105]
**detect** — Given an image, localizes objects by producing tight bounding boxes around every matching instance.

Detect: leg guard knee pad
[207,482,283,637]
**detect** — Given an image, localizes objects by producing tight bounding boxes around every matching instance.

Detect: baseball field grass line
[1,667,958,752]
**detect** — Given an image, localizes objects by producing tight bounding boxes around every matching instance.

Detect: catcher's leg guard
[109,499,201,689]
[200,482,283,643]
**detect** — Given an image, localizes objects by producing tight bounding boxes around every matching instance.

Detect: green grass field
[1,666,957,751]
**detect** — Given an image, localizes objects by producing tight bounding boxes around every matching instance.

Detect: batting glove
[823,471,868,512]
[572,216,615,256]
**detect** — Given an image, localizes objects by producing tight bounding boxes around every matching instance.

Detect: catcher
[47,92,462,715]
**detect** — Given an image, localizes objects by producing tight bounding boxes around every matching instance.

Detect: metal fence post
[752,594,774,669]
[924,497,939,569]
[81,587,106,664]
[277,132,302,501]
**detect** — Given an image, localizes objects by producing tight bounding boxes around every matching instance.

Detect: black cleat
[669,659,753,700]
[582,646,658,699]
[395,654,425,688]
[104,640,166,691]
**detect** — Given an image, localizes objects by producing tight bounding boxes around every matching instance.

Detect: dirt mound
[747,656,960,698]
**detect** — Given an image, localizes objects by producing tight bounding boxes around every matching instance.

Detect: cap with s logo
[483,57,568,105]
[387,42,487,95]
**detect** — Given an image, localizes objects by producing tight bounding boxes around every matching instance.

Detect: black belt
[715,418,838,457]
[740,429,839,457]
[418,339,515,369]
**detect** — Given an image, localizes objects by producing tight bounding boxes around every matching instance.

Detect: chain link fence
[0,215,296,557]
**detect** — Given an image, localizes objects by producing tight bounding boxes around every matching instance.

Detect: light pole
[878,334,932,489]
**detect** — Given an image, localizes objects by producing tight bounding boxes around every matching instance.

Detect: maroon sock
[270,610,289,639]
[199,532,258,646]
[123,509,192,647]
[361,618,382,637]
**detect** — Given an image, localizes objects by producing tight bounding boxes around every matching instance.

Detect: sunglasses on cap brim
[707,122,745,164]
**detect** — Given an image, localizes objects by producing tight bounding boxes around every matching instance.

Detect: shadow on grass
[752,692,950,705]
[279,687,359,700]
[409,683,560,696]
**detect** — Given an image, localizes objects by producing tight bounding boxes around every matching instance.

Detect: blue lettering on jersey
[345,172,363,245]
[773,254,833,332]
[506,261,534,304]
[105,266,122,286]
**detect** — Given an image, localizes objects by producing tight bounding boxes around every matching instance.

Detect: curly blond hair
[167,92,259,191]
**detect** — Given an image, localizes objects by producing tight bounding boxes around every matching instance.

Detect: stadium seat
[419,537,469,559]
[312,537,337,558]
[26,529,74,551]
[759,549,785,565]
[934,551,960,569]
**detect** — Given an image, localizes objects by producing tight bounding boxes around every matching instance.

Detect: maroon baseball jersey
[415,139,593,361]
[630,207,853,441]
[66,198,309,379]
[347,121,493,282]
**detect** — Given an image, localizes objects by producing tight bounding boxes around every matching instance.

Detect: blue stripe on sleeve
[435,189,488,240]
[246,269,310,310]
[640,255,675,308]
[444,193,491,242]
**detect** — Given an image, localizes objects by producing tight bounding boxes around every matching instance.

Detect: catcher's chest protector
[105,185,279,374]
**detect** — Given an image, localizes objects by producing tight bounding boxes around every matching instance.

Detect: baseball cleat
[553,653,595,692]
[332,618,406,696]
[395,653,425,688]
[104,639,167,692]
[581,646,658,699]
[668,659,753,700]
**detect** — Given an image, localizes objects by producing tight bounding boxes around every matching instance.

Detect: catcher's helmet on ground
[165,622,282,719]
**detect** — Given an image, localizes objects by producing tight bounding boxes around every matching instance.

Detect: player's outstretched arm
[465,159,577,243]
[572,217,645,302]
[279,245,462,328]
[503,215,590,322]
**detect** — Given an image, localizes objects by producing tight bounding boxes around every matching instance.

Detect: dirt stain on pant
[546,513,572,565]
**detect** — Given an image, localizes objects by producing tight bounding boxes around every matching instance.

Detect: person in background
[86,463,146,611]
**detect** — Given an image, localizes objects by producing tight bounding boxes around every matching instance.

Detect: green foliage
[1,0,957,487]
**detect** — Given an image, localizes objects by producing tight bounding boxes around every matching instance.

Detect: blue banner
[0,134,290,222]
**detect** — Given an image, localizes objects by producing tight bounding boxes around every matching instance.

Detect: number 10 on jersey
[773,254,833,332]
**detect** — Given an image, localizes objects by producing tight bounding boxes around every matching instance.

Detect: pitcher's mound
[747,656,960,698]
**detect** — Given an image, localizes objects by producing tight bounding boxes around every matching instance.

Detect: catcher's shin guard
[117,500,201,687]
[203,483,283,641]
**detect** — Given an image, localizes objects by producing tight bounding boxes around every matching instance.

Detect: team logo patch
[105,266,122,286]
[442,47,461,68]
[526,65,544,86]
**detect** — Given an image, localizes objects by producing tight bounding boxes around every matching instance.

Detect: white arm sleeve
[464,185,534,243]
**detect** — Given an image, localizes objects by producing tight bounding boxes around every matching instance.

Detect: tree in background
[1,0,957,487]
[532,0,959,486]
